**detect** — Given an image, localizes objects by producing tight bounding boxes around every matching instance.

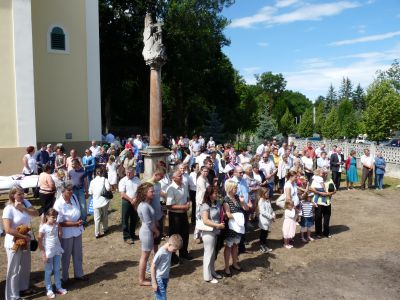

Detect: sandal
[231,264,242,271]
[223,270,232,277]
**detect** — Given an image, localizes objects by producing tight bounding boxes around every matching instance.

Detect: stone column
[149,65,163,148]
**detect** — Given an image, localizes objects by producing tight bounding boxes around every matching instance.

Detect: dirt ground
[1,186,400,300]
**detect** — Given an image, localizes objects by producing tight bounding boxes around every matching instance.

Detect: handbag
[22,201,38,251]
[30,231,38,252]
[195,219,213,232]
[276,193,286,209]
[100,178,113,199]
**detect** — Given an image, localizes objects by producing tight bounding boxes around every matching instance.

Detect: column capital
[145,58,166,70]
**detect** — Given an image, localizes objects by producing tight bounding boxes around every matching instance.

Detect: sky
[222,0,400,101]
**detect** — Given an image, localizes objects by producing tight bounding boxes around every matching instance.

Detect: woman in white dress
[106,155,118,191]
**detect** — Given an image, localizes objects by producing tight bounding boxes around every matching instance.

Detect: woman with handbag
[200,186,225,283]
[223,180,248,277]
[88,168,112,238]
[2,185,39,300]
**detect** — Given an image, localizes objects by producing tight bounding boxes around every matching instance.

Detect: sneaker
[308,237,315,242]
[207,278,218,284]
[301,238,308,243]
[284,245,292,249]
[260,245,266,253]
[56,288,68,295]
[264,247,273,253]
[47,291,55,299]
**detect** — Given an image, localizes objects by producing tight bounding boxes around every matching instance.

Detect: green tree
[364,79,400,141]
[297,108,314,137]
[377,59,400,93]
[325,84,337,112]
[339,77,353,101]
[279,108,296,137]
[352,84,366,111]
[322,107,340,139]
[337,99,358,138]
[314,101,325,134]
[254,105,279,144]
[256,72,287,112]
[202,110,225,143]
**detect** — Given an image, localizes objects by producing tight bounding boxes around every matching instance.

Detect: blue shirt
[82,155,95,172]
[36,150,50,166]
[374,157,386,175]
[233,177,249,204]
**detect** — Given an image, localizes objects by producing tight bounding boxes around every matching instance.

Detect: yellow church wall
[0,0,18,147]
[31,0,89,143]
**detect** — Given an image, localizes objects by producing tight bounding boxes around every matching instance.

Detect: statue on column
[142,13,166,66]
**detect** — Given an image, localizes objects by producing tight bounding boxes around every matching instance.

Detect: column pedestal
[141,146,170,180]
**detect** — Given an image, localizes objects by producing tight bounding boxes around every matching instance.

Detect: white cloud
[275,0,299,8]
[329,31,400,46]
[257,42,269,47]
[230,1,360,28]
[353,24,366,34]
[283,45,400,99]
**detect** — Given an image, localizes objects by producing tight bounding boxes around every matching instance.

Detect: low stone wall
[291,138,400,179]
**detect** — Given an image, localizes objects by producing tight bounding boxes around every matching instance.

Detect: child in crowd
[300,193,317,242]
[106,155,118,191]
[38,209,67,299]
[258,187,275,253]
[312,169,327,205]
[151,234,183,300]
[282,200,297,249]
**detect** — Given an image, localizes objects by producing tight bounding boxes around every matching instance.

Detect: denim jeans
[44,255,62,292]
[267,182,274,198]
[73,186,87,222]
[375,173,384,189]
[155,277,169,300]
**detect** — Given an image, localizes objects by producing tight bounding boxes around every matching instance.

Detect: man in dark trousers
[330,147,344,190]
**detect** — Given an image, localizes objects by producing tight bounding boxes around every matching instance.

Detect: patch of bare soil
[1,189,400,300]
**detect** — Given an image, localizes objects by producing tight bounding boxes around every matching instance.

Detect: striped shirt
[301,201,314,218]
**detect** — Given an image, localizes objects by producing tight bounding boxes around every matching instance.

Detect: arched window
[50,27,65,50]
[48,25,69,53]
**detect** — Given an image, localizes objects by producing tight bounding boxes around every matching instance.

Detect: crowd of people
[2,135,389,299]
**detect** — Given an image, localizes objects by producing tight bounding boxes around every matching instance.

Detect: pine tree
[339,77,353,101]
[322,107,340,139]
[254,105,279,144]
[279,108,296,137]
[203,111,225,143]
[325,84,337,113]
[297,108,314,137]
[337,99,358,138]
[352,84,366,111]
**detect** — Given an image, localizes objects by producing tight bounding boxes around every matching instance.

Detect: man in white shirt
[256,140,268,156]
[206,137,215,149]
[315,143,326,158]
[360,149,374,189]
[196,149,210,168]
[278,143,287,157]
[166,171,192,262]
[198,136,205,148]
[119,167,141,244]
[190,136,201,155]
[259,152,277,197]
[133,134,143,150]
[90,140,101,158]
[302,152,314,182]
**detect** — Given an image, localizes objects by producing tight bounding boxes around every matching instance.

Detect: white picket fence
[291,138,400,179]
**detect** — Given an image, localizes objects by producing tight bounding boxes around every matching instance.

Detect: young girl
[300,193,317,242]
[38,208,67,299]
[258,187,275,253]
[282,200,297,249]
[106,155,117,191]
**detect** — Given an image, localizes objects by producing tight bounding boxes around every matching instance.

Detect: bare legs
[138,250,151,286]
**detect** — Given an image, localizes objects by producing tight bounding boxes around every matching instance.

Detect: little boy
[151,234,183,300]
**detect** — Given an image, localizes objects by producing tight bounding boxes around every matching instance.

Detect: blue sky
[222,0,400,101]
